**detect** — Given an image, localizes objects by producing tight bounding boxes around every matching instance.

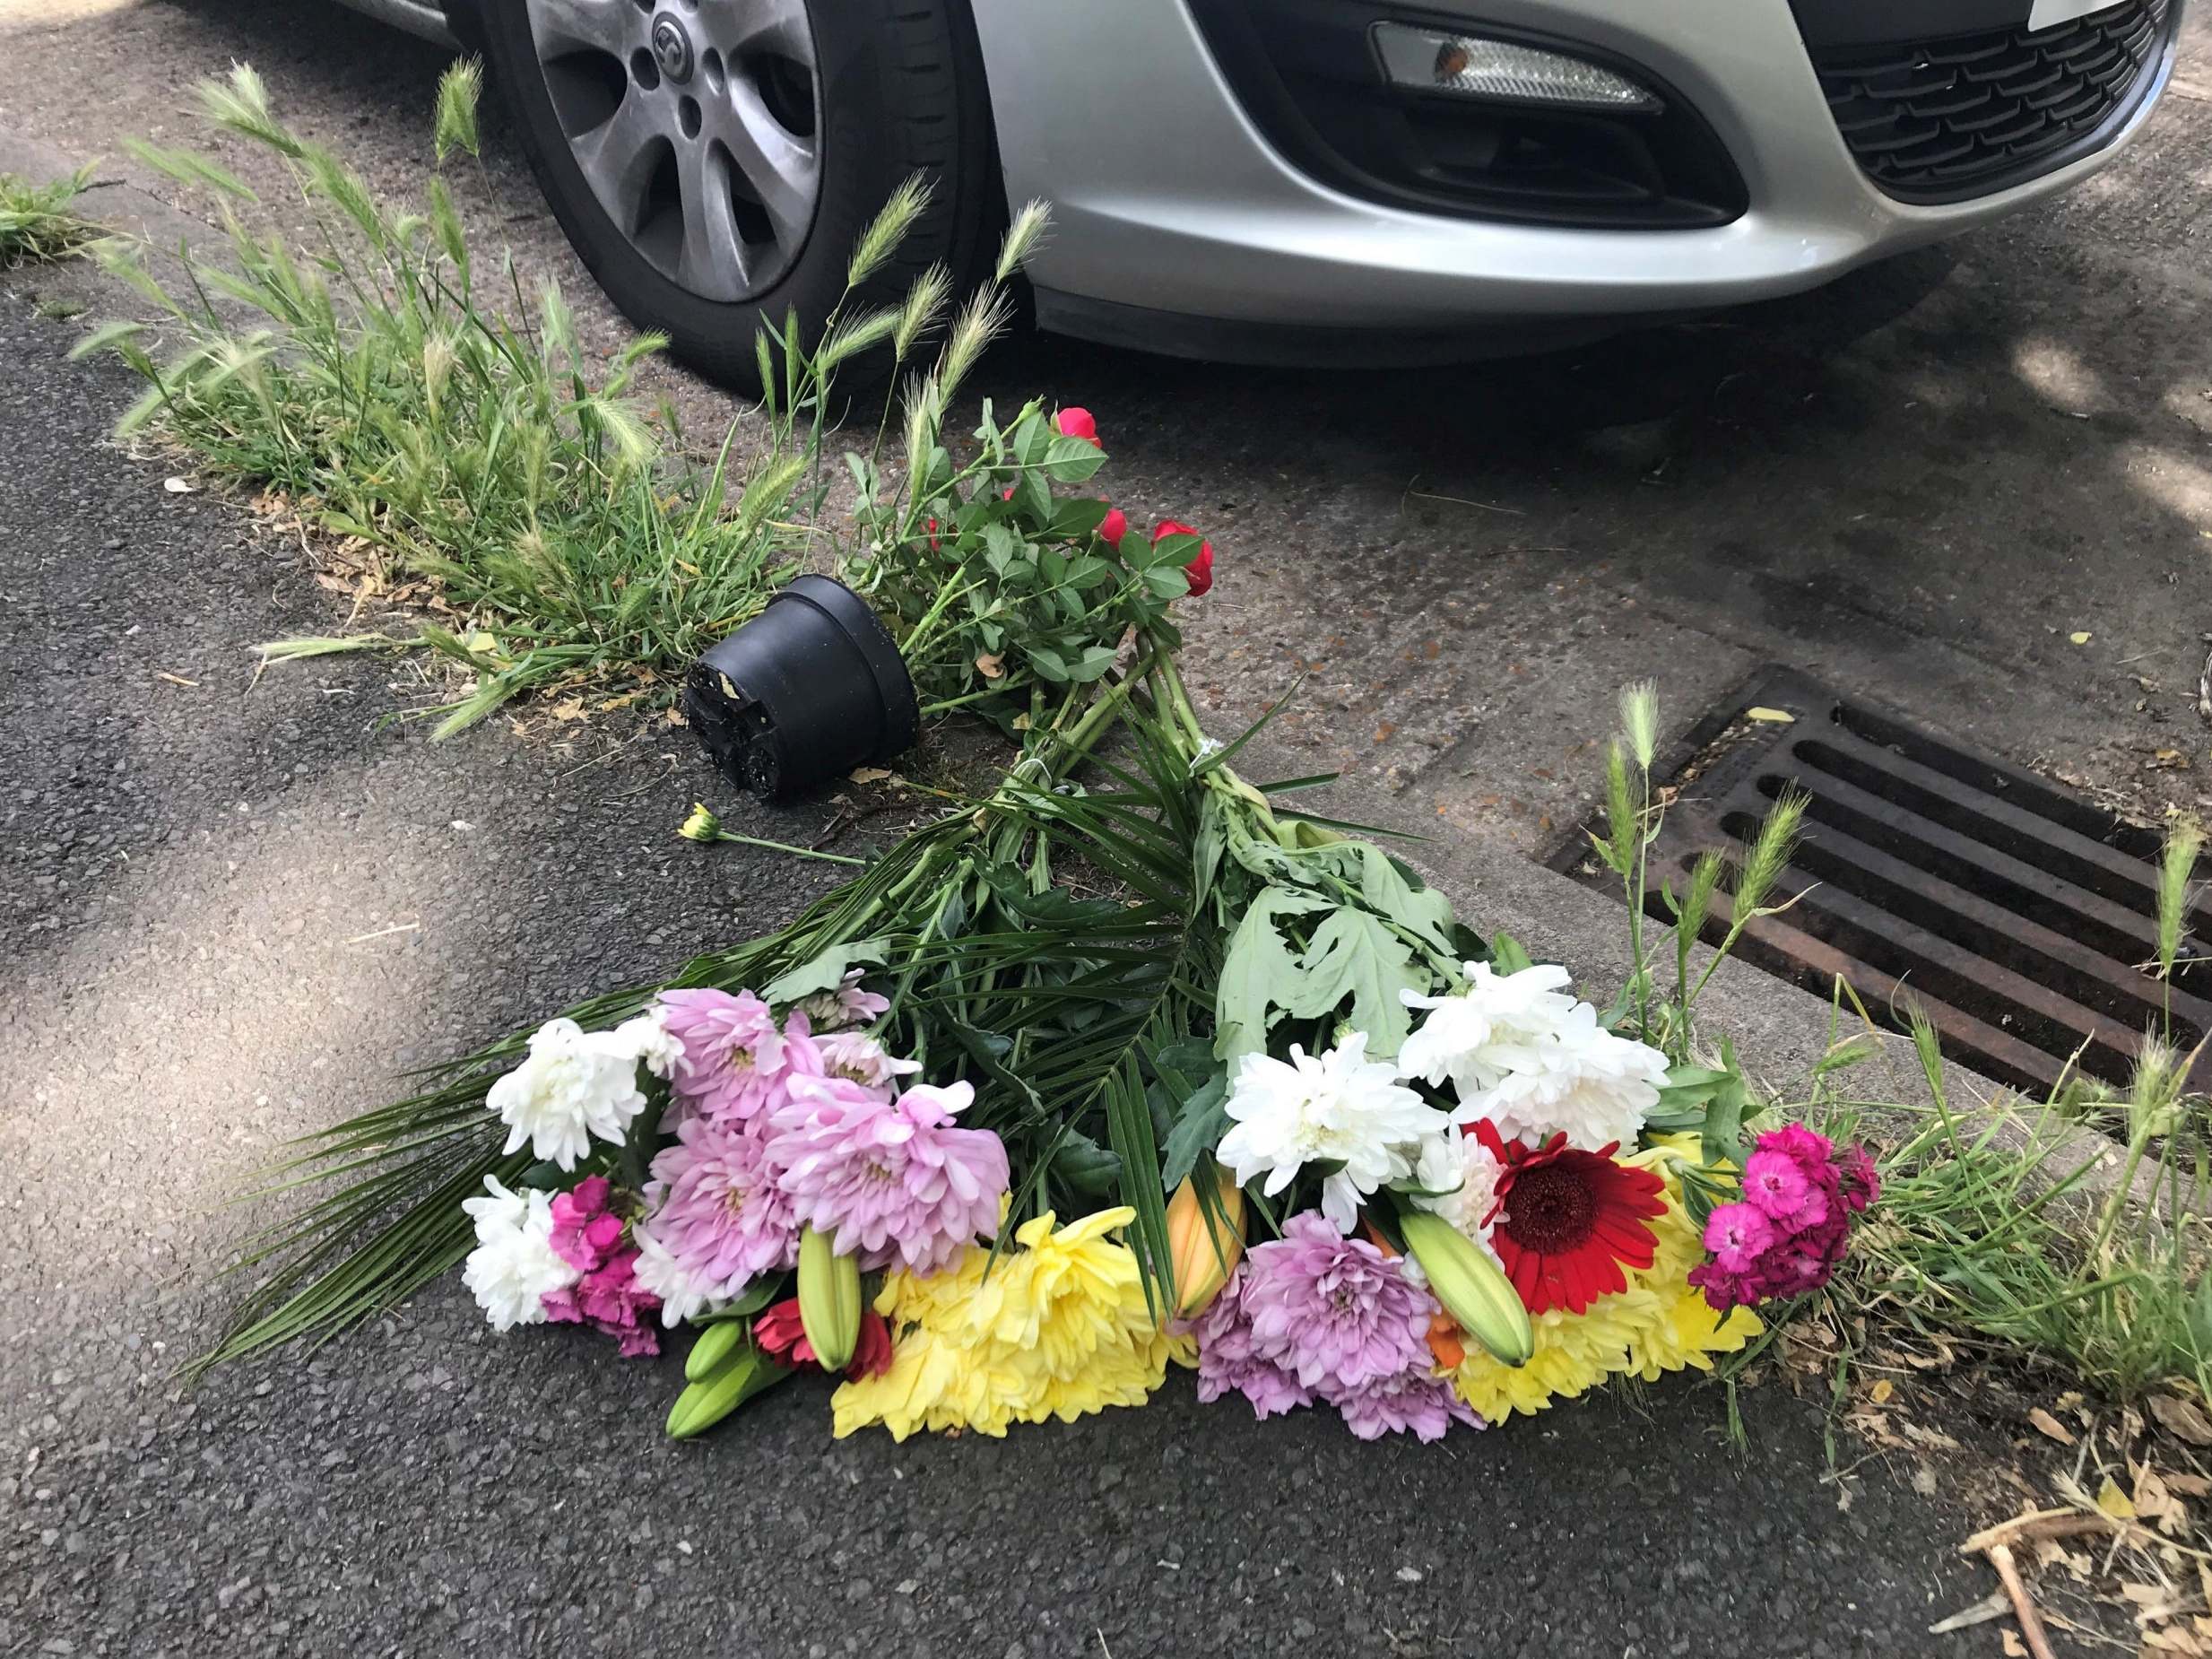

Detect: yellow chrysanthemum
[831,1207,1175,1441]
[1450,1134,1761,1419]
[1453,1289,1654,1420]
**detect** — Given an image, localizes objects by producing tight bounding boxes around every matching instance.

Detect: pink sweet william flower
[549,1175,626,1273]
[636,1114,798,1301]
[1236,1212,1435,1393]
[1741,1147,1829,1232]
[1689,1127,1878,1312]
[1701,1201,1778,1274]
[657,988,793,1122]
[543,1247,660,1358]
[766,1076,1009,1273]
[1838,1144,1880,1213]
[1758,1122,1837,1176]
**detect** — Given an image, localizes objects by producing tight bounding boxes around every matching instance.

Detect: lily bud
[1399,1210,1532,1368]
[679,802,722,843]
[796,1225,862,1371]
[1166,1165,1245,1318]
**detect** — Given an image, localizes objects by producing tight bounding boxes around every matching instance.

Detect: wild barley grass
[1817,1015,2212,1402]
[0,164,100,265]
[1810,824,2212,1403]
[70,64,844,734]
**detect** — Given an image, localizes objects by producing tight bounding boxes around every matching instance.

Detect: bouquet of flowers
[200,205,1876,1444]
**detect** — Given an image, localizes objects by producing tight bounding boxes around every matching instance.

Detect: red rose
[1098,507,1128,548]
[926,516,941,553]
[1053,406,1100,447]
[1153,519,1214,597]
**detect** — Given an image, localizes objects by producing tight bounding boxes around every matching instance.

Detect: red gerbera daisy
[1472,1121,1668,1316]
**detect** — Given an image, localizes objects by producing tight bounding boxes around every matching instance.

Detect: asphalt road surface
[5,1,2211,1655]
[1,303,2022,1659]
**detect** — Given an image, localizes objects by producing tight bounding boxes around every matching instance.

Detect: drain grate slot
[1557,667,2209,1097]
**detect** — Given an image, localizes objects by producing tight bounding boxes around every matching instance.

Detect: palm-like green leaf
[197,697,1228,1368]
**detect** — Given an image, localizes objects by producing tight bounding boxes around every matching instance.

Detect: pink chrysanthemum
[766,1076,1008,1273]
[1236,1212,1436,1393]
[1188,1268,1314,1420]
[657,988,801,1122]
[792,969,890,1033]
[636,1114,798,1300]
[1328,1366,1481,1443]
[815,1030,922,1092]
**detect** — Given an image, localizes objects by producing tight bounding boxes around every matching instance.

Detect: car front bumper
[967,0,2181,348]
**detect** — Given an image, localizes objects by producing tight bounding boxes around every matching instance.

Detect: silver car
[353,0,2183,378]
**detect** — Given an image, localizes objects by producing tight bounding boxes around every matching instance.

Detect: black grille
[1812,0,2173,203]
[1557,669,2212,1099]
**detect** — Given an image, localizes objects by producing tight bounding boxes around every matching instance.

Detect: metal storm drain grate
[1557,667,2209,1097]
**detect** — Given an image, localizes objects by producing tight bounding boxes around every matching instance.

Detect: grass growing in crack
[1754,817,2212,1410]
[1,163,100,265]
[70,63,916,734]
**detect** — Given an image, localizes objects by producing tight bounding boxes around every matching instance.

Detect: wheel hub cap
[650,13,694,83]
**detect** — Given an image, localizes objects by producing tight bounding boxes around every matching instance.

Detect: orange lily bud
[1426,1312,1466,1371]
[1166,1164,1245,1318]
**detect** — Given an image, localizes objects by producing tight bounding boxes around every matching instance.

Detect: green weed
[1,164,100,265]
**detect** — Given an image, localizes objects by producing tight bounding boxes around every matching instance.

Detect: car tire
[469,0,996,390]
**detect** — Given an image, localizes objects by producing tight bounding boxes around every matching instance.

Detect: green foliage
[0,162,100,265]
[841,399,1184,727]
[1820,1014,2212,1403]
[71,62,926,732]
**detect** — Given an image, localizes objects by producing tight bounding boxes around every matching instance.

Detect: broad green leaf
[1041,433,1107,483]
[1280,905,1426,1058]
[760,936,889,1005]
[1214,887,1329,1061]
[1699,1042,1749,1171]
[1048,498,1110,539]
[1158,1069,1231,1192]
[1051,1129,1123,1198]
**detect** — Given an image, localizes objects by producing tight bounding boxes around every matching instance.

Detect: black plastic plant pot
[683,575,919,801]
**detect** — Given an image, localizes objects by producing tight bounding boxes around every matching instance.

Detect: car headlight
[1370,22,1663,112]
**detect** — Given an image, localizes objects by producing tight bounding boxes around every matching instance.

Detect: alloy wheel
[524,0,822,301]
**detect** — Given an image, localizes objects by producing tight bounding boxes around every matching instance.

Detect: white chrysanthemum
[1217,1033,1452,1234]
[1402,1132,1505,1267]
[1465,1002,1669,1152]
[459,1176,576,1332]
[485,1014,666,1171]
[621,1004,683,1080]
[631,1229,721,1327]
[1400,961,1576,1100]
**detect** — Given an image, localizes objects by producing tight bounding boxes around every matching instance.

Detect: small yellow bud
[1166,1165,1245,1318]
[679,802,722,843]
